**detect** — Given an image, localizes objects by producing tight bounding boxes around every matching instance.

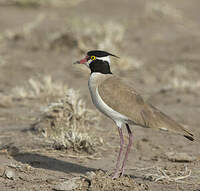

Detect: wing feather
[98,76,193,140]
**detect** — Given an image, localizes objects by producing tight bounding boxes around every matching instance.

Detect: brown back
[98,76,193,140]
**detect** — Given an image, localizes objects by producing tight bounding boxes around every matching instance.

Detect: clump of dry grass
[169,77,200,91]
[144,166,191,183]
[32,88,101,154]
[12,75,67,99]
[161,65,200,92]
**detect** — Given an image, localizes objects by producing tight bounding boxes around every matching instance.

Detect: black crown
[87,50,119,58]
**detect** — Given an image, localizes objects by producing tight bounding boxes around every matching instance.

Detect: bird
[74,50,194,179]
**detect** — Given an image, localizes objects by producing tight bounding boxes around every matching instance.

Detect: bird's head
[74,50,119,74]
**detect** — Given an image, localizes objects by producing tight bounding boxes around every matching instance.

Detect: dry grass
[161,65,200,92]
[145,0,200,37]
[144,166,191,183]
[169,77,200,91]
[48,17,139,73]
[10,74,102,153]
[0,15,137,73]
[111,56,144,73]
[5,0,85,8]
[1,14,45,41]
[12,75,67,99]
[145,1,183,22]
[48,18,125,53]
[32,88,101,154]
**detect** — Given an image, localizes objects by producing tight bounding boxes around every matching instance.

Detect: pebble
[4,169,16,180]
[86,171,96,179]
[0,166,5,176]
[53,177,81,191]
[166,152,196,162]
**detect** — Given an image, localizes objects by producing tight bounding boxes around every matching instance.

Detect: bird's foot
[112,172,119,179]
[112,168,124,179]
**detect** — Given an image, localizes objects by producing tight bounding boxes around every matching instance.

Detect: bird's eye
[91,56,96,60]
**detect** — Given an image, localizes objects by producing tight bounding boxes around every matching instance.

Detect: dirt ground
[0,0,200,190]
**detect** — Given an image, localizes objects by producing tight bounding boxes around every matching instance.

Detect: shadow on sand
[12,152,96,174]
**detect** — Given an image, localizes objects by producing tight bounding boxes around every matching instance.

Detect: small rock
[166,152,196,162]
[24,164,32,171]
[0,166,5,176]
[86,171,96,179]
[4,169,16,180]
[0,95,13,108]
[46,178,57,185]
[53,177,80,191]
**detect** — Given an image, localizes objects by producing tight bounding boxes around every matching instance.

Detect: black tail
[184,134,194,141]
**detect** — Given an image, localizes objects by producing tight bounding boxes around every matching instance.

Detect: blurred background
[0,0,200,190]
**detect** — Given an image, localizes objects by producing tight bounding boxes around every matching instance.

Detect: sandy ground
[0,0,200,190]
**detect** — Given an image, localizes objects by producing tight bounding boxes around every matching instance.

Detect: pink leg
[120,124,133,176]
[112,127,124,179]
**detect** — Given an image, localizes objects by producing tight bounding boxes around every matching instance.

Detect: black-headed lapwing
[74,50,194,179]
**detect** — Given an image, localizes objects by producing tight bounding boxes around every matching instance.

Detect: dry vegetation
[4,0,85,8]
[0,14,139,73]
[9,74,102,153]
[143,166,191,183]
[0,13,141,73]
[49,18,125,53]
[145,0,183,22]
[0,14,45,42]
[48,17,139,73]
[12,75,67,99]
[32,88,101,154]
[1,72,102,154]
[160,65,200,92]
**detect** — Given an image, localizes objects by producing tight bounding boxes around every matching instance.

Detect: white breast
[88,73,129,127]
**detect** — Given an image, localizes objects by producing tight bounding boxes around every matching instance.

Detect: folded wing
[98,76,194,141]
